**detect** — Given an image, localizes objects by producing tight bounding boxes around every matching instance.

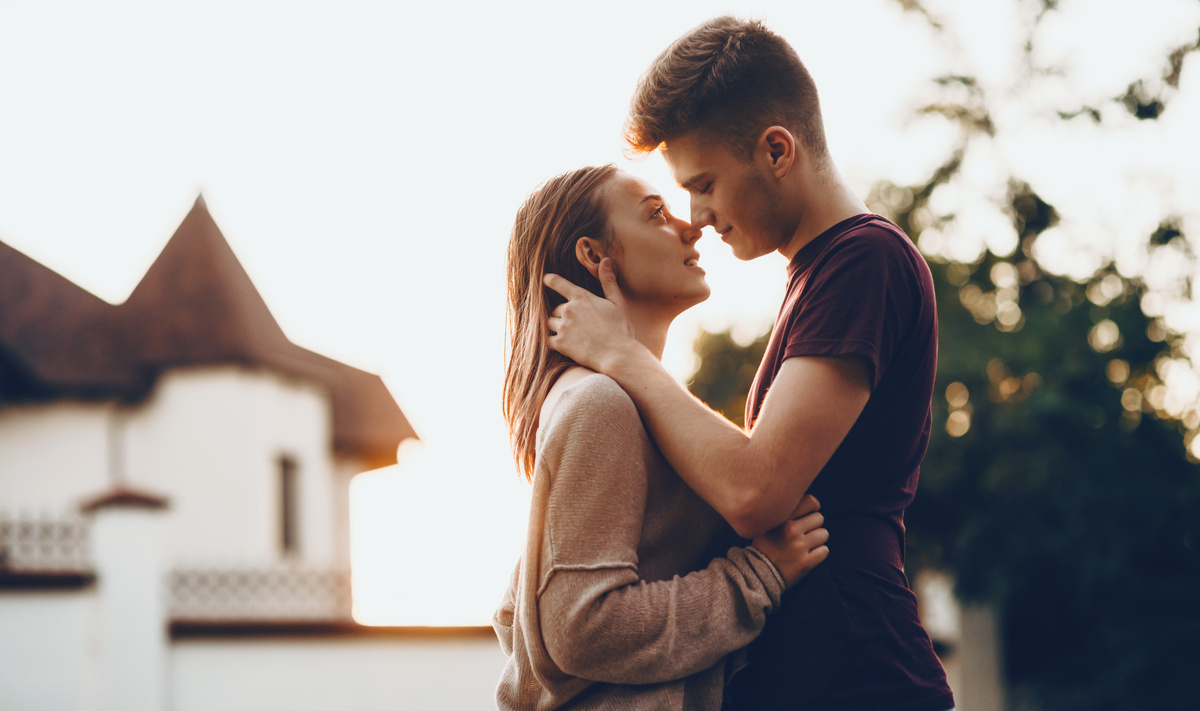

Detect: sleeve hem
[781,339,880,388]
[744,545,786,596]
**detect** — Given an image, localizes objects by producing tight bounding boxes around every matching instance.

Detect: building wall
[171,633,507,711]
[0,589,96,711]
[333,457,372,570]
[0,591,508,711]
[122,367,338,567]
[0,402,112,513]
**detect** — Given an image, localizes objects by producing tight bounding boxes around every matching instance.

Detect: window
[278,455,299,555]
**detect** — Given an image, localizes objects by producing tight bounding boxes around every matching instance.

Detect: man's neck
[778,166,870,261]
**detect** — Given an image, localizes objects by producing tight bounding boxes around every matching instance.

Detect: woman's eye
[651,206,665,219]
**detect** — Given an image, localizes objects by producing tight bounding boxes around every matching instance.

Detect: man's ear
[757,126,796,179]
[574,237,606,278]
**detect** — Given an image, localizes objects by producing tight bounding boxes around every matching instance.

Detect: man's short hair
[625,16,828,161]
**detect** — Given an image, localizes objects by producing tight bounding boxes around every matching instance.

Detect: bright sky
[2,0,1196,624]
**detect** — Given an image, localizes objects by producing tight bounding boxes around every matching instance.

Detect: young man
[543,16,955,711]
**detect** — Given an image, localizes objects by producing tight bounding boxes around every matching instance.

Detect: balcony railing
[168,566,353,621]
[0,511,351,619]
[0,513,90,572]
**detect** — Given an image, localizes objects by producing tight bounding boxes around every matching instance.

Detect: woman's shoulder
[539,368,638,435]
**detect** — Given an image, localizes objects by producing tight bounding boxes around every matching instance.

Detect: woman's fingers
[790,494,820,519]
[792,511,824,534]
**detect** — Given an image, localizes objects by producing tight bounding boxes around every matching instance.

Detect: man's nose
[690,200,714,229]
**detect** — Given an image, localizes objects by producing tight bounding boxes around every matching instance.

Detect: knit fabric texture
[494,374,785,710]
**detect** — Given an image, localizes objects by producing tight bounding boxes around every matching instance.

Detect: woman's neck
[625,303,675,361]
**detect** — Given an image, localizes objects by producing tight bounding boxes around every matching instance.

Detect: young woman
[495,164,830,710]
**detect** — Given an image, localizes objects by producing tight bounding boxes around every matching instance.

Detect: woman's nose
[677,219,702,244]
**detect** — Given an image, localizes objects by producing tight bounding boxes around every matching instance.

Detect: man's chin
[730,243,769,261]
[726,232,782,261]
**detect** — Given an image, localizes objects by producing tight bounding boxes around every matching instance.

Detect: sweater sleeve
[536,377,786,685]
[493,559,520,656]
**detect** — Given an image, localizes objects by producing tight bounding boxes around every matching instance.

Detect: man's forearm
[605,346,791,537]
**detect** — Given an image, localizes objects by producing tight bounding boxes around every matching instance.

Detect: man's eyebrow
[678,173,709,191]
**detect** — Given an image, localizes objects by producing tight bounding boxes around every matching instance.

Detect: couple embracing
[494,16,955,711]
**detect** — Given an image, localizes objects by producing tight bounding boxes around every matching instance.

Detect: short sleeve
[782,229,919,389]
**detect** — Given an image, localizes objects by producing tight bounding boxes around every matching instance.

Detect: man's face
[662,131,788,261]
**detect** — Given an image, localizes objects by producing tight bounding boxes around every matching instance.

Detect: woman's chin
[673,285,712,313]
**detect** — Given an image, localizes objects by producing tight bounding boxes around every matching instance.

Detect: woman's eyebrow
[639,194,664,205]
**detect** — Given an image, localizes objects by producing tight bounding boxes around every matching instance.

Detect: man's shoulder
[810,216,930,291]
[826,215,916,258]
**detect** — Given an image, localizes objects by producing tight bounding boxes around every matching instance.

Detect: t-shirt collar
[786,213,878,280]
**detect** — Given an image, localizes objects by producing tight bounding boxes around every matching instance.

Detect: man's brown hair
[625,16,828,161]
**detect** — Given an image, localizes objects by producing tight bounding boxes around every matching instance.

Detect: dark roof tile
[0,197,415,464]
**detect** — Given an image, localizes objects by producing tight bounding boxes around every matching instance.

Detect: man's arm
[545,261,870,538]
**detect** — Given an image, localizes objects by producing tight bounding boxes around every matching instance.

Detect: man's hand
[751,494,830,588]
[544,258,640,372]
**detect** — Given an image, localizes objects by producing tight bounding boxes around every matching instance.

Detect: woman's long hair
[503,165,618,479]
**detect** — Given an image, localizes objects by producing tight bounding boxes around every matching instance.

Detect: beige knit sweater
[494,374,786,710]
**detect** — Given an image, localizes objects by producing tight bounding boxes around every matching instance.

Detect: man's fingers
[543,273,587,300]
[597,258,626,307]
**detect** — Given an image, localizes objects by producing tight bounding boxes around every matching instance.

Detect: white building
[0,198,505,711]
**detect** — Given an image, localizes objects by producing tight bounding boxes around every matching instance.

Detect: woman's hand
[751,494,830,588]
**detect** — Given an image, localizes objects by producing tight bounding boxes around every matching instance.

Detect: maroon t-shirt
[723,214,954,711]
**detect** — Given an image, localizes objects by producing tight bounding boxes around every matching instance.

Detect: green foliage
[909,244,1200,709]
[688,329,769,429]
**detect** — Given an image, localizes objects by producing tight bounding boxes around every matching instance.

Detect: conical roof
[0,198,415,465]
[118,196,293,369]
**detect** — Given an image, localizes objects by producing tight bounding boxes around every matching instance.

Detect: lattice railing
[0,513,91,572]
[168,566,353,621]
[0,512,351,619]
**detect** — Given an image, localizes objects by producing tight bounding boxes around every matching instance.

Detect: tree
[688,3,1200,708]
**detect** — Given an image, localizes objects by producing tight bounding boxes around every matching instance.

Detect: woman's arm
[534,376,826,685]
[493,560,520,656]
[541,546,787,684]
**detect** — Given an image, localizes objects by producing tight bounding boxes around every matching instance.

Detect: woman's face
[600,171,710,312]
